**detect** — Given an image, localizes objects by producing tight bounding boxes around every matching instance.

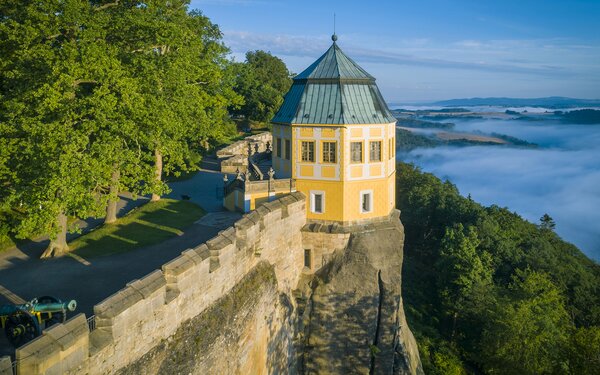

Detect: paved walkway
[0,166,242,356]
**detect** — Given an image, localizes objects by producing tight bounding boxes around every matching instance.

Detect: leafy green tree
[0,0,240,256]
[114,0,240,201]
[232,50,292,123]
[567,326,600,374]
[481,270,571,374]
[0,0,124,256]
[436,224,493,341]
[396,162,600,374]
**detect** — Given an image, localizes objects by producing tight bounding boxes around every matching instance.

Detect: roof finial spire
[332,13,337,43]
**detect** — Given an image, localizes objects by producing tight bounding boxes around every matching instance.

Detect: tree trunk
[151,148,163,202]
[41,212,69,258]
[105,169,120,224]
[450,311,458,342]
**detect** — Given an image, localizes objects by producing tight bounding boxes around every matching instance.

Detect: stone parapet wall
[220,154,248,173]
[0,356,12,375]
[216,132,272,159]
[14,192,306,375]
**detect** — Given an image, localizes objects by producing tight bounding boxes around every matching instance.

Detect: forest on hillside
[396,162,600,375]
[0,0,291,256]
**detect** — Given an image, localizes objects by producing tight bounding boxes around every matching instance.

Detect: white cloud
[400,119,600,260]
[222,30,599,78]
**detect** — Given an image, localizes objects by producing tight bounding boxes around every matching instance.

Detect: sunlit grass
[70,199,205,258]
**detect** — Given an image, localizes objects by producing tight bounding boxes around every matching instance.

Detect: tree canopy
[396,162,600,375]
[231,50,292,123]
[0,0,241,256]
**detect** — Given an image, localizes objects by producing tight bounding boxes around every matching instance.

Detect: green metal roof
[272,38,396,125]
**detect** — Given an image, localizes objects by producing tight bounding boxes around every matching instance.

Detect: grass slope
[70,199,205,258]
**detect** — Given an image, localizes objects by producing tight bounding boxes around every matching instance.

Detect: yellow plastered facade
[272,121,397,224]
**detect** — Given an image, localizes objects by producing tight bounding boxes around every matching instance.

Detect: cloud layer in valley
[401,119,600,260]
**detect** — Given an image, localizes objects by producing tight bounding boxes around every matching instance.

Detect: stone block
[193,244,211,260]
[43,314,88,351]
[127,270,166,299]
[162,255,195,280]
[17,334,57,374]
[89,328,113,357]
[262,200,283,214]
[219,227,236,243]
[233,216,254,231]
[244,211,262,225]
[0,356,12,375]
[206,234,233,252]
[93,286,143,319]
[209,257,221,272]
[182,248,203,265]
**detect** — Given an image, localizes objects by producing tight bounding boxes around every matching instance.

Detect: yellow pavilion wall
[297,172,395,224]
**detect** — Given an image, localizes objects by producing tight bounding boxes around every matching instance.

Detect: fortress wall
[0,356,11,375]
[302,227,351,273]
[15,192,306,375]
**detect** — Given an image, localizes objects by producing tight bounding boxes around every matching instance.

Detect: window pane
[276,138,282,158]
[314,194,323,213]
[323,141,336,163]
[302,141,315,162]
[351,142,362,163]
[304,249,311,268]
[285,139,291,160]
[362,193,371,212]
[370,141,381,162]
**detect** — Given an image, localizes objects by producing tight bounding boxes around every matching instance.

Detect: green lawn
[70,199,205,258]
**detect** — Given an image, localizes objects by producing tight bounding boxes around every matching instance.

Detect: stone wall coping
[162,254,195,278]
[193,244,211,260]
[181,248,204,265]
[43,313,88,351]
[126,270,166,299]
[93,284,143,318]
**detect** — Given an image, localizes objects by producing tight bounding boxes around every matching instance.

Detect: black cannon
[0,296,77,347]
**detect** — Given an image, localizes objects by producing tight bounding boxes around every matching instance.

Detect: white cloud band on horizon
[223,30,600,79]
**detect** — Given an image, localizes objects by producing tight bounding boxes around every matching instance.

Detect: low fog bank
[399,119,600,261]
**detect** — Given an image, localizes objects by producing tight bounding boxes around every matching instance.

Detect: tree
[539,213,556,231]
[567,326,600,374]
[115,0,240,202]
[436,224,493,341]
[481,270,571,374]
[0,0,240,256]
[0,0,123,256]
[232,50,292,123]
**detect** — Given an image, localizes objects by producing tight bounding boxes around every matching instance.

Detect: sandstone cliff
[116,261,297,374]
[115,214,422,375]
[299,215,423,375]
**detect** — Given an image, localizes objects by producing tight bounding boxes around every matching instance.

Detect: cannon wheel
[36,296,67,328]
[4,310,41,347]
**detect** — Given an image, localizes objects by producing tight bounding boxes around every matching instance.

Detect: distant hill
[431,97,600,108]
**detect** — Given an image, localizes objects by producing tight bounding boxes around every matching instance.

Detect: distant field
[436,131,507,144]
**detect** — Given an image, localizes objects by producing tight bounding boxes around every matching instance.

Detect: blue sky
[189,0,600,102]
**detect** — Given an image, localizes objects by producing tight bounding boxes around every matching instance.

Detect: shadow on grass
[71,199,205,258]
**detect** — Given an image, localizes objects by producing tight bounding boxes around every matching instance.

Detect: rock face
[114,214,422,375]
[299,216,423,375]
[116,261,297,375]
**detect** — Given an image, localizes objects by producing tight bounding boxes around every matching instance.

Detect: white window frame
[360,189,373,213]
[310,190,325,214]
